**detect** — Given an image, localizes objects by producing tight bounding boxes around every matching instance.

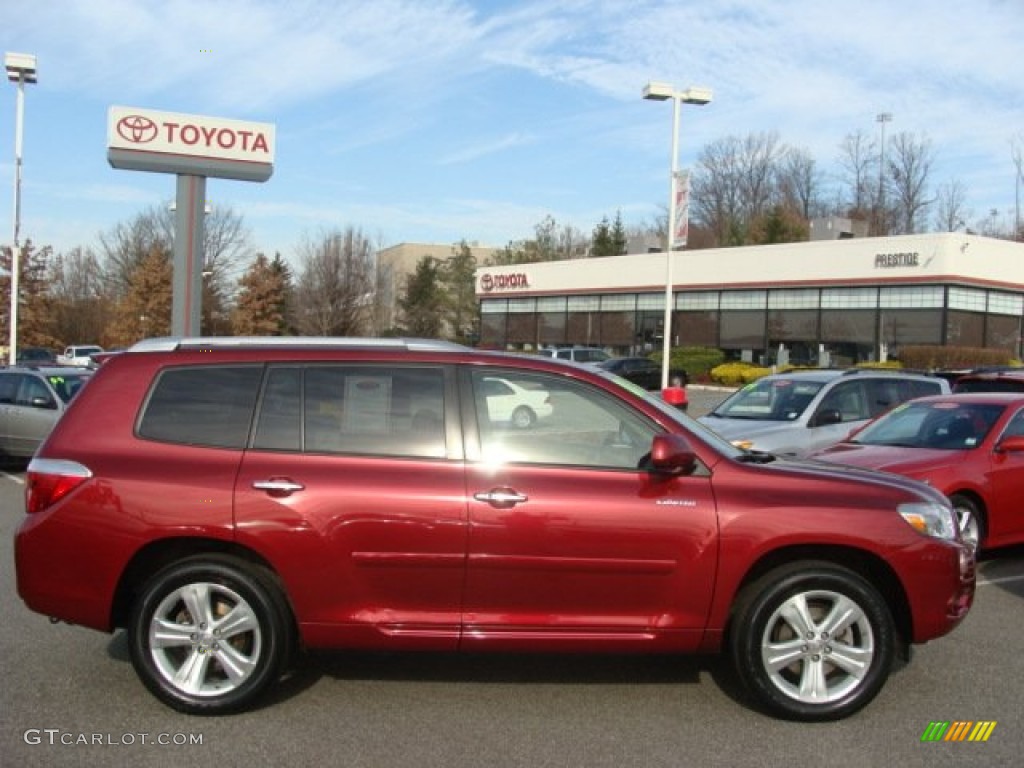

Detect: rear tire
[510,405,536,429]
[729,561,895,721]
[129,555,293,715]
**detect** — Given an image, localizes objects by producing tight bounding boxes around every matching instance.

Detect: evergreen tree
[441,241,478,344]
[0,241,62,352]
[232,252,290,336]
[103,246,173,347]
[399,256,444,337]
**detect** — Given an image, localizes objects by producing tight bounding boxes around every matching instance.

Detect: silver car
[0,366,92,460]
[698,369,949,457]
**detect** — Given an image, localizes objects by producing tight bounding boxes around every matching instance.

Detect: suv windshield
[711,378,826,421]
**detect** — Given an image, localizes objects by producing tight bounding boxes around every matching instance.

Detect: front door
[459,367,718,652]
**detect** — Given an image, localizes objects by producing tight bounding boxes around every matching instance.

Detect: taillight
[25,458,93,515]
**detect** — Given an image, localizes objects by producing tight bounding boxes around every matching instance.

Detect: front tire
[129,555,293,715]
[729,562,895,721]
[949,494,984,552]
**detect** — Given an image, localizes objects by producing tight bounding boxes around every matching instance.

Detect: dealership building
[475,232,1024,366]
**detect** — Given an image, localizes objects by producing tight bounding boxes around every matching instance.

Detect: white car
[57,345,104,367]
[480,375,553,428]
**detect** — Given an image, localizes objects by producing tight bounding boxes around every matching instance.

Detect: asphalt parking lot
[3,388,1023,767]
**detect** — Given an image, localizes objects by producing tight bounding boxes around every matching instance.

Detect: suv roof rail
[128,336,469,353]
[841,367,936,377]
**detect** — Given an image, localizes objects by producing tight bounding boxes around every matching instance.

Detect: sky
[1,0,1023,268]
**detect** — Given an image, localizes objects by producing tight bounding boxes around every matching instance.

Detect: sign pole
[172,174,207,336]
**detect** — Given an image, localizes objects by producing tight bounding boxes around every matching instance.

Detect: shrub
[650,346,726,381]
[897,345,1019,370]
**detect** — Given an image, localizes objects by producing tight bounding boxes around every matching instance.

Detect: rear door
[459,366,718,651]
[234,363,468,649]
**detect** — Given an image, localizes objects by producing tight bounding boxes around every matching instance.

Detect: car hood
[697,415,806,442]
[770,453,950,506]
[810,442,962,477]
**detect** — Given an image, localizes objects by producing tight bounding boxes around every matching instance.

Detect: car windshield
[46,373,91,403]
[76,346,103,357]
[710,378,826,421]
[850,401,1004,450]
[954,377,1024,393]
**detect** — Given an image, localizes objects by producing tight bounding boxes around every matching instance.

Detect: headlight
[898,501,957,541]
[732,439,754,450]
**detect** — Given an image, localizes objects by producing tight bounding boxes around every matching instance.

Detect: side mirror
[810,408,842,427]
[650,433,697,475]
[30,396,57,410]
[997,435,1024,453]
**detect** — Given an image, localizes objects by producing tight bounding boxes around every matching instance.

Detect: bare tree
[836,129,877,219]
[934,179,970,232]
[292,227,375,336]
[47,246,108,345]
[888,131,935,234]
[98,203,251,311]
[778,146,825,221]
[692,132,785,246]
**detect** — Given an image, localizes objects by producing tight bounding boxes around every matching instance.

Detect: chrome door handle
[473,488,528,507]
[252,479,305,493]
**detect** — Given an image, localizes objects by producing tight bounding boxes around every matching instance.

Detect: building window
[880,286,943,309]
[721,290,767,310]
[821,288,877,309]
[948,287,987,312]
[768,289,819,309]
[637,292,665,310]
[600,294,637,311]
[989,292,1024,316]
[946,310,985,347]
[568,295,600,311]
[678,291,719,311]
[481,299,507,314]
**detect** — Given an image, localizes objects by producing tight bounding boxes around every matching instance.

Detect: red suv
[15,338,975,720]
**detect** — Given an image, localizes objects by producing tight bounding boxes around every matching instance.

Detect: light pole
[5,52,37,365]
[876,112,892,236]
[643,81,712,388]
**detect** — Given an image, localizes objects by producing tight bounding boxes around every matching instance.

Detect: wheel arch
[110,537,295,633]
[723,544,912,649]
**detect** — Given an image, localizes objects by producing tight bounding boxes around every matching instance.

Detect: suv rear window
[138,366,263,448]
[252,365,447,458]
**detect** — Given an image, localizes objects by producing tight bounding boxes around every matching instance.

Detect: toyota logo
[116,115,159,144]
[481,274,494,292]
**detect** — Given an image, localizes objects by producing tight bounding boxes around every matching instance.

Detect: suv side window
[16,376,55,408]
[251,365,447,459]
[0,372,21,404]
[138,366,264,449]
[470,369,657,469]
[816,380,869,423]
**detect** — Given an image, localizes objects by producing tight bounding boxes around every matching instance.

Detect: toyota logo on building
[116,115,159,144]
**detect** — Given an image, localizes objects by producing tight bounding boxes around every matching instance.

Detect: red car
[15,338,974,720]
[811,392,1024,551]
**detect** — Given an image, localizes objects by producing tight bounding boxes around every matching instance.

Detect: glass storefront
[479,283,1024,360]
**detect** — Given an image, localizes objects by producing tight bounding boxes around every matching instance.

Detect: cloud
[437,133,535,165]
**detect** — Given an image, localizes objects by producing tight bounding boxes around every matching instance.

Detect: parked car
[15,347,57,366]
[952,368,1024,394]
[478,375,553,428]
[57,344,104,367]
[538,346,611,364]
[16,337,974,720]
[595,357,688,391]
[0,365,92,459]
[699,369,949,457]
[810,392,1024,552]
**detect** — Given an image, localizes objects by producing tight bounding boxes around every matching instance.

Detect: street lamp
[876,112,892,236]
[643,81,712,388]
[5,51,37,365]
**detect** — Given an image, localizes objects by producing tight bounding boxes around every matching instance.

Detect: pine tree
[232,252,290,336]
